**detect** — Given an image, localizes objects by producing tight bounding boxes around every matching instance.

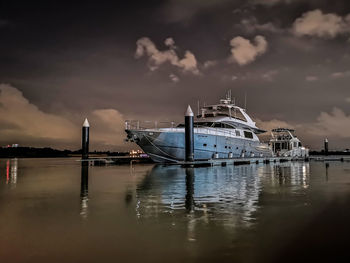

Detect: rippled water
[1,158,350,263]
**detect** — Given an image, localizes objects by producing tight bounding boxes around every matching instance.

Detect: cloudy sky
[1,0,350,150]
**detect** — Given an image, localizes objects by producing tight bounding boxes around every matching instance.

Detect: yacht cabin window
[177,122,237,129]
[244,131,253,139]
[195,122,213,127]
[194,122,235,129]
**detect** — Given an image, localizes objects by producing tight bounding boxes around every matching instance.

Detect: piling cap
[83,118,90,127]
[325,138,328,142]
[185,105,194,117]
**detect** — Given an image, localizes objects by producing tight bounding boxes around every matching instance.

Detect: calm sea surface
[1,158,350,263]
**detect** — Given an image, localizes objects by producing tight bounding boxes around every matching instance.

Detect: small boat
[125,93,274,163]
[269,128,309,158]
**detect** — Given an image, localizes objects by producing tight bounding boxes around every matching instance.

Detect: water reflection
[80,164,89,219]
[264,162,310,190]
[185,168,195,212]
[134,162,311,230]
[6,160,9,183]
[10,159,18,186]
[325,162,329,181]
[4,158,18,187]
[135,164,262,230]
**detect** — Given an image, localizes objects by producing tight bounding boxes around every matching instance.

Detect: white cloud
[228,35,268,65]
[331,72,345,78]
[255,118,294,141]
[164,37,175,48]
[331,71,350,78]
[135,37,200,75]
[178,51,200,74]
[306,108,350,138]
[0,84,78,142]
[91,109,126,147]
[262,70,279,81]
[169,73,180,83]
[256,118,293,132]
[306,75,318,81]
[257,107,350,147]
[203,60,217,69]
[257,108,350,144]
[292,9,350,38]
[0,84,127,150]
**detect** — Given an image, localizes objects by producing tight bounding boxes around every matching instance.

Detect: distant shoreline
[0,147,129,158]
[1,146,349,158]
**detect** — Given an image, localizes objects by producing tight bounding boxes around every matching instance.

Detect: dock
[309,156,350,162]
[81,155,350,167]
[177,156,308,167]
[81,156,310,167]
[81,156,154,166]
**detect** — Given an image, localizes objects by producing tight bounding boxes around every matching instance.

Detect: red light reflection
[6,160,10,184]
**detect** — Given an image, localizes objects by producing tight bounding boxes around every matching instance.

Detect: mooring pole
[185,168,195,212]
[82,118,90,160]
[185,105,194,162]
[324,138,328,156]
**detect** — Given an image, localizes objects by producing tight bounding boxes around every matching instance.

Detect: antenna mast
[197,100,200,117]
[226,89,232,104]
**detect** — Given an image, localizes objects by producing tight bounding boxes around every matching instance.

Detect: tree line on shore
[0,147,129,158]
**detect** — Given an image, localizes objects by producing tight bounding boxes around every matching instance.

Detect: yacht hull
[126,129,273,163]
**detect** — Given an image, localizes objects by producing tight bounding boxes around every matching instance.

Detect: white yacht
[125,93,273,163]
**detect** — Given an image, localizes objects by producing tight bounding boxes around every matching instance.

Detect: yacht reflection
[80,164,89,219]
[264,162,310,190]
[135,162,311,228]
[135,164,262,229]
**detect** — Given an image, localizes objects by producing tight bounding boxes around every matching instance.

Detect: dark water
[1,158,350,263]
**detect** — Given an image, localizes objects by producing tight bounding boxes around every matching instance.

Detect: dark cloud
[1,0,350,150]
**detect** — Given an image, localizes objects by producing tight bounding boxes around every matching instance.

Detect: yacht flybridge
[194,91,267,135]
[125,93,307,163]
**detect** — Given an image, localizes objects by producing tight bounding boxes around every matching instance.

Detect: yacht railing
[125,120,259,140]
[125,120,177,130]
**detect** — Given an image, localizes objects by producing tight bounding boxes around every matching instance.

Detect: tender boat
[269,128,309,158]
[125,93,274,163]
